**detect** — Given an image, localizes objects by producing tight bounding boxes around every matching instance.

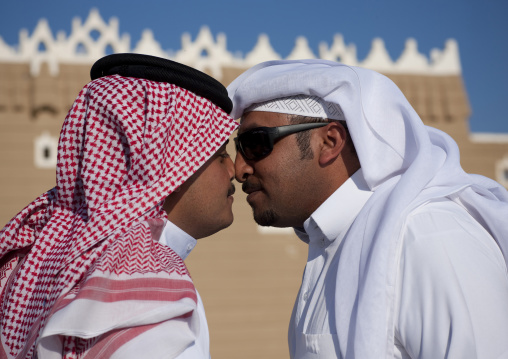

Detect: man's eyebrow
[238,123,264,134]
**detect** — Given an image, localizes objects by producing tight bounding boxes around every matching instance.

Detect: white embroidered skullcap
[245,94,345,121]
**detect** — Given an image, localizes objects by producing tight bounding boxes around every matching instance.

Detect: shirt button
[320,238,326,248]
[303,291,309,301]
[187,244,193,252]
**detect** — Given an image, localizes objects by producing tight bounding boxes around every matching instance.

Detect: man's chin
[206,214,234,238]
[223,212,234,229]
[253,209,279,227]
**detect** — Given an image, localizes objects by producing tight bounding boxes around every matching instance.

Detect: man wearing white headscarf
[228,60,508,358]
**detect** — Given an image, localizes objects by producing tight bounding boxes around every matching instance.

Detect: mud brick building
[1,9,507,358]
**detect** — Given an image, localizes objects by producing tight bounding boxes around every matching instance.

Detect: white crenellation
[244,34,281,66]
[19,19,60,76]
[319,34,358,64]
[0,8,462,76]
[362,38,394,73]
[58,9,130,64]
[173,26,236,79]
[286,36,317,60]
[430,39,462,74]
[133,30,167,58]
[395,38,430,73]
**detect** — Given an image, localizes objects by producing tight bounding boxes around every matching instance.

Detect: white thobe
[289,170,508,358]
[159,220,211,359]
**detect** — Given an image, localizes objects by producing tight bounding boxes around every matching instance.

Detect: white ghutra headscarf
[227,59,508,358]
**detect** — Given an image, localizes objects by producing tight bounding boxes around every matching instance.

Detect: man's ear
[317,122,347,166]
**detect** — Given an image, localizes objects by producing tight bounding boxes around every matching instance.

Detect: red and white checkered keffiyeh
[0,74,238,359]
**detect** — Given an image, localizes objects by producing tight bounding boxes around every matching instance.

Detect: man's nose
[226,156,235,180]
[235,152,253,183]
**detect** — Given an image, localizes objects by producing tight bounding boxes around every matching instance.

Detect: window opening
[90,29,101,41]
[105,44,115,55]
[38,42,47,52]
[76,42,87,55]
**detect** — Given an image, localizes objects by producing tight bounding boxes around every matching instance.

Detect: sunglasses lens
[239,129,272,160]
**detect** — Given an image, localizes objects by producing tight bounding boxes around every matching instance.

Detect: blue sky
[1,0,507,133]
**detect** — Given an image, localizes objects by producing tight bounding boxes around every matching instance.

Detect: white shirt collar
[296,169,373,243]
[159,220,197,260]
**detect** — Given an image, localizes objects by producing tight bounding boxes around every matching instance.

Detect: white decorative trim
[469,133,508,143]
[0,8,462,77]
[34,132,58,168]
[257,225,295,235]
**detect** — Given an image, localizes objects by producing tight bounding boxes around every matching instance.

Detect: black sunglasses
[234,122,329,160]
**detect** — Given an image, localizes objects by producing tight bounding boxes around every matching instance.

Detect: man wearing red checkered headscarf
[0,54,238,359]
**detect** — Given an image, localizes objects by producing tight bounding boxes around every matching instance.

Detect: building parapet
[0,8,462,79]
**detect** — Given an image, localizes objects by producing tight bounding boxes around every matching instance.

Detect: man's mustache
[242,181,262,194]
[228,183,236,196]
